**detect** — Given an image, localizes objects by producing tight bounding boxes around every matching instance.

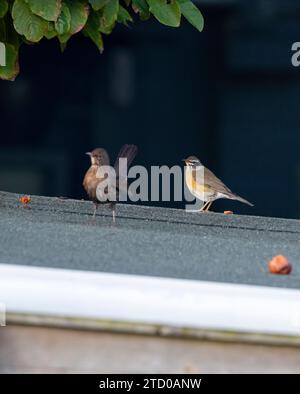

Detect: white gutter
[0,263,300,345]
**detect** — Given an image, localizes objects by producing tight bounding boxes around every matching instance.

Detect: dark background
[1,0,300,219]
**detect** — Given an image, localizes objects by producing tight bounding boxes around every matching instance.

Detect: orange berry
[268,255,292,275]
[19,195,31,205]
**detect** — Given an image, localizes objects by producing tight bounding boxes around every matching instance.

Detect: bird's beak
[85,152,92,156]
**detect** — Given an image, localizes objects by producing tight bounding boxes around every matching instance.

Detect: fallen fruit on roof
[268,255,292,275]
[19,195,31,205]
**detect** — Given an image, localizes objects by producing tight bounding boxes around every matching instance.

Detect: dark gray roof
[1,191,299,289]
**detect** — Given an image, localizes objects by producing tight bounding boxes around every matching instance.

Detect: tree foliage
[0,0,204,80]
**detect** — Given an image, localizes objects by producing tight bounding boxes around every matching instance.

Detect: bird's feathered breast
[83,166,103,202]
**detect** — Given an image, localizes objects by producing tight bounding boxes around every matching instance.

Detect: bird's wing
[202,167,233,194]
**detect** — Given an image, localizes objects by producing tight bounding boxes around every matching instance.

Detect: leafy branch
[0,0,204,81]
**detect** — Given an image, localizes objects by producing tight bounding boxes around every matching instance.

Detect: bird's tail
[230,193,254,207]
[115,144,138,171]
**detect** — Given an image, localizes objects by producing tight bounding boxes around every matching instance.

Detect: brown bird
[83,144,138,222]
[184,156,253,212]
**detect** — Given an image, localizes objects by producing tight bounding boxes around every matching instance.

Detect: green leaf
[83,11,103,52]
[99,18,115,34]
[21,36,36,44]
[44,21,57,39]
[56,0,90,46]
[57,32,70,44]
[132,0,149,20]
[26,0,62,22]
[132,0,147,14]
[0,43,19,81]
[1,0,203,82]
[147,0,180,27]
[55,2,71,35]
[0,0,8,18]
[12,0,48,42]
[117,5,132,26]
[59,40,67,52]
[176,0,203,32]
[97,0,119,34]
[102,0,119,26]
[89,0,109,11]
[65,0,89,34]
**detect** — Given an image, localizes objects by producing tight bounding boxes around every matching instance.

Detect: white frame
[1,263,300,345]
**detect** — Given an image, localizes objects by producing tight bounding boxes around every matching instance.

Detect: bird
[83,144,138,223]
[183,155,253,212]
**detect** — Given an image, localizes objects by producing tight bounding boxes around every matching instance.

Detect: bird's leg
[199,201,209,212]
[110,203,116,224]
[204,201,213,212]
[87,202,98,225]
[93,202,98,218]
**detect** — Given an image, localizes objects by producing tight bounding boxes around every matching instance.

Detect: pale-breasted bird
[83,144,138,222]
[183,156,253,212]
